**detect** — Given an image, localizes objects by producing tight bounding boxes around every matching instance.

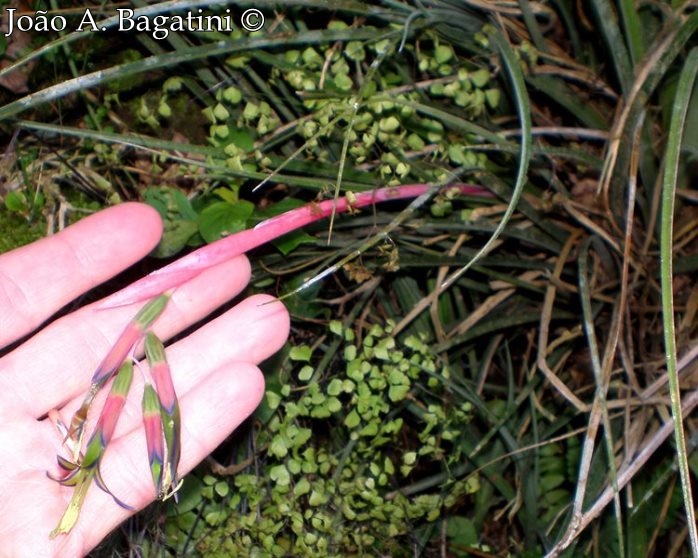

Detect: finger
[0,203,162,347]
[0,254,254,419]
[153,293,290,395]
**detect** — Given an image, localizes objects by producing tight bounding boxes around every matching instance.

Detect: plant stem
[99,183,491,308]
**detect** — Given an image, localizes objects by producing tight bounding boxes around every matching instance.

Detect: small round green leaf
[198,200,254,244]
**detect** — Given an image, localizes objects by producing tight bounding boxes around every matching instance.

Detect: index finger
[0,203,162,347]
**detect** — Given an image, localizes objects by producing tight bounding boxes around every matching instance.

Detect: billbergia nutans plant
[47,183,492,537]
[5,1,698,553]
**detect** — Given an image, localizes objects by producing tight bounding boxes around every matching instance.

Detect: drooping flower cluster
[49,293,181,537]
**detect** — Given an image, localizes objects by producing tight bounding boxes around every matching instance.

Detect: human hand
[0,203,290,556]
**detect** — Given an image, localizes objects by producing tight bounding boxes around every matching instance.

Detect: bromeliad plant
[47,182,492,538]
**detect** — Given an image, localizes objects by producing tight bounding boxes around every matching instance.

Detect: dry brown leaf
[0,0,37,94]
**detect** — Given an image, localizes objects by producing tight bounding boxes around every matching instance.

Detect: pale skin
[0,203,290,556]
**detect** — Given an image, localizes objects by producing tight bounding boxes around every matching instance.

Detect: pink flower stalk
[99,183,491,308]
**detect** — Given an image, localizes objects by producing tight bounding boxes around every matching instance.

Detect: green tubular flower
[144,332,182,501]
[142,383,165,496]
[50,360,135,538]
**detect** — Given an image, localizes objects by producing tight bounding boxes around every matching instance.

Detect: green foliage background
[2,1,698,557]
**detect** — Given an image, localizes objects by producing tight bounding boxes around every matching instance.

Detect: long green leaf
[431,25,532,293]
[589,0,633,94]
[660,46,698,556]
[0,28,399,121]
[0,0,392,84]
[577,236,624,556]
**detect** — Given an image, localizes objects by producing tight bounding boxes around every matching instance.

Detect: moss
[0,210,45,254]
